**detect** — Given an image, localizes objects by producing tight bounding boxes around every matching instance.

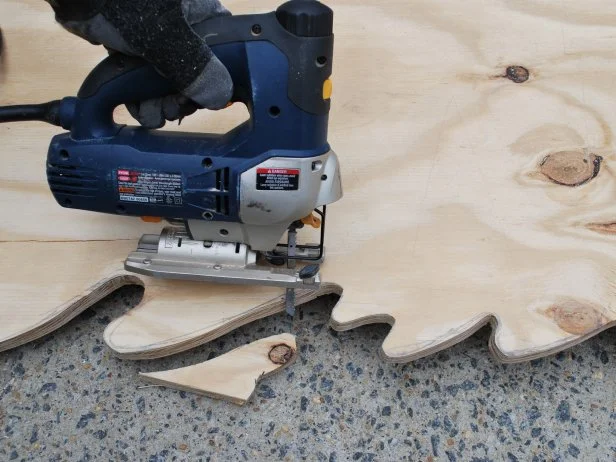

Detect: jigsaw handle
[65,1,334,147]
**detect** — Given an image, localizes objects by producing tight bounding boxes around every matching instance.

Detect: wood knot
[539,151,601,186]
[268,344,294,365]
[505,66,530,83]
[544,300,608,335]
[586,222,616,235]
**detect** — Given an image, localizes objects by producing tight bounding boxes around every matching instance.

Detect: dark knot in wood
[539,151,602,187]
[506,66,530,83]
[269,344,294,365]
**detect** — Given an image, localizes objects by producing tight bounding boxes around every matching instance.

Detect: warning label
[117,169,183,206]
[256,168,300,191]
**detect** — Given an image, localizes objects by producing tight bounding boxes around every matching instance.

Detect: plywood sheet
[3,0,616,363]
[0,0,286,354]
[325,0,616,362]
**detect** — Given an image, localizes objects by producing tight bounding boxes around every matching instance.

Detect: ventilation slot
[215,195,230,216]
[47,163,98,198]
[223,168,230,191]
[215,168,230,191]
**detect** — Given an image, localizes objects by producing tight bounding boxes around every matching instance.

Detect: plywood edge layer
[104,283,342,359]
[332,311,616,364]
[0,273,142,352]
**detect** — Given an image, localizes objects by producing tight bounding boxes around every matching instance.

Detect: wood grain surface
[2,0,616,363]
[139,334,297,405]
[325,0,616,362]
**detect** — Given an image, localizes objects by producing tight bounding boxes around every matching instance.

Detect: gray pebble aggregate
[1,288,615,461]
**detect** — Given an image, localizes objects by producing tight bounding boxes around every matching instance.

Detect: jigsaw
[0,1,342,315]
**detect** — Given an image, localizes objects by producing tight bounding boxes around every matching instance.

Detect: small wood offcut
[140,334,297,405]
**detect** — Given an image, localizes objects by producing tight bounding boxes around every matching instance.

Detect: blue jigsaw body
[45,4,335,224]
[0,2,341,295]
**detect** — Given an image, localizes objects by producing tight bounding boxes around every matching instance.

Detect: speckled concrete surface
[1,287,615,461]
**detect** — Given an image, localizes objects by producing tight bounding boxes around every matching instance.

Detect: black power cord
[0,100,63,126]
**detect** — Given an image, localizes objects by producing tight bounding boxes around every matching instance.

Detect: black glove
[46,0,233,128]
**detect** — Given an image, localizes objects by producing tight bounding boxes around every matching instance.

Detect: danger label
[256,168,300,191]
[117,169,183,206]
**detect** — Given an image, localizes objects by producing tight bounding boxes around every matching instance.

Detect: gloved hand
[46,0,234,128]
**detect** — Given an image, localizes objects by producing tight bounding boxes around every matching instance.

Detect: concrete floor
[1,287,615,461]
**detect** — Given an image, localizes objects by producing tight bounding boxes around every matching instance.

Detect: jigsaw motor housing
[45,2,341,250]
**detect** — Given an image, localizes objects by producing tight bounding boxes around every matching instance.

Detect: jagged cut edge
[0,273,142,353]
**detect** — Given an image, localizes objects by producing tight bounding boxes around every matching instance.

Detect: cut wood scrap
[139,334,297,405]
